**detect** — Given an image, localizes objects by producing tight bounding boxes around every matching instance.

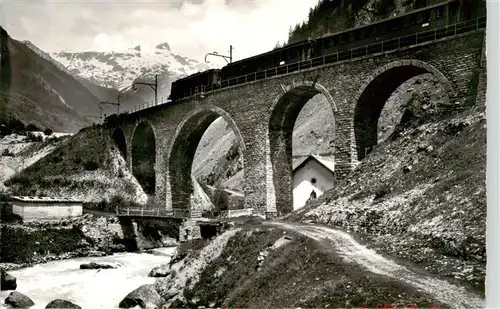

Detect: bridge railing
[122,96,171,114]
[212,16,485,90]
[115,207,201,218]
[116,16,485,116]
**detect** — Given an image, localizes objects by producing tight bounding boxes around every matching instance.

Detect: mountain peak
[156,42,171,51]
[50,42,210,92]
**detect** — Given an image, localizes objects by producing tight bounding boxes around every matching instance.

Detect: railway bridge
[107,17,486,218]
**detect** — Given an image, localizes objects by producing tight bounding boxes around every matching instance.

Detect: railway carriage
[168,69,220,101]
[168,0,485,102]
[219,39,316,84]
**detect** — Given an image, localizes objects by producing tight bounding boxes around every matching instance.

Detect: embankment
[0,213,182,270]
[146,223,483,309]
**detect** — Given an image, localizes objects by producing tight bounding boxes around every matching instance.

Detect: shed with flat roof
[11,196,83,221]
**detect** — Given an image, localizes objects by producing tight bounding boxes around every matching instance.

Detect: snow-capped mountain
[50,42,211,93]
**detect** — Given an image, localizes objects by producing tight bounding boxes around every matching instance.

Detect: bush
[0,117,28,136]
[2,149,14,156]
[25,132,43,142]
[213,187,229,212]
[87,195,139,213]
[373,184,391,201]
[25,123,42,132]
[43,128,53,136]
[0,194,23,223]
[83,160,99,171]
[0,225,87,263]
[8,118,25,133]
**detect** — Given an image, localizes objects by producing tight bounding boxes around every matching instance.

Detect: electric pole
[99,93,121,117]
[205,45,233,64]
[133,74,158,106]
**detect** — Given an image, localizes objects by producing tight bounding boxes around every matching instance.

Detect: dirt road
[268,221,484,309]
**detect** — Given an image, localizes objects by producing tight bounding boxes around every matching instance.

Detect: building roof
[292,154,335,174]
[12,196,83,203]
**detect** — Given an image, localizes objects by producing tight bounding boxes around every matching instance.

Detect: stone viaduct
[107,23,486,217]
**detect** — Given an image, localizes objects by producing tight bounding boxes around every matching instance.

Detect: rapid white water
[0,248,176,309]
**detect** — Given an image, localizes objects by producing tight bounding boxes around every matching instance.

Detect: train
[168,0,486,102]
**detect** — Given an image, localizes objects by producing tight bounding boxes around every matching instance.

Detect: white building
[11,196,83,221]
[292,155,335,210]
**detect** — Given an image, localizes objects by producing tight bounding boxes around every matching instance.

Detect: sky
[0,0,320,64]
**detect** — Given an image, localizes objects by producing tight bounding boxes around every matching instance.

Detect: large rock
[45,299,82,309]
[5,291,34,308]
[79,262,117,270]
[118,284,163,309]
[0,267,17,290]
[148,264,171,277]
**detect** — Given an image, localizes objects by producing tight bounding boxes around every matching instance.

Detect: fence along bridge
[115,207,202,219]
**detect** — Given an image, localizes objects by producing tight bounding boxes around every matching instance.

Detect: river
[0,247,177,309]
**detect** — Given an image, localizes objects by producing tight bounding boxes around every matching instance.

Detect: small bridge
[116,207,202,219]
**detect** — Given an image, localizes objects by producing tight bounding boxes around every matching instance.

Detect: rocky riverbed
[0,248,177,309]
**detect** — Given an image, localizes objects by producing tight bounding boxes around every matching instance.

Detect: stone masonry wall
[116,30,484,216]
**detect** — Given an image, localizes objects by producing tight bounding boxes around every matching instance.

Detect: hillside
[0,27,112,133]
[289,97,486,293]
[0,133,72,192]
[3,126,148,204]
[1,126,215,214]
[133,223,482,308]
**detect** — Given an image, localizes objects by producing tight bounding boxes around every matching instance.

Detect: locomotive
[168,0,485,102]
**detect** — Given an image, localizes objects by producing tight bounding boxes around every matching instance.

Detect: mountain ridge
[0,27,108,132]
[50,42,211,95]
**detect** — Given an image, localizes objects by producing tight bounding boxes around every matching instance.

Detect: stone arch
[131,120,157,196]
[111,127,127,161]
[353,59,456,161]
[166,105,245,212]
[267,80,337,215]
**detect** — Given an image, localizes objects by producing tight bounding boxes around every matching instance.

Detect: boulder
[0,267,17,290]
[79,262,117,270]
[148,265,171,277]
[45,299,81,309]
[5,291,35,308]
[119,284,163,309]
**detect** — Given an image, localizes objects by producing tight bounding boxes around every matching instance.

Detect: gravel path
[268,221,484,309]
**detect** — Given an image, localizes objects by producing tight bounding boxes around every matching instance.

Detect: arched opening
[269,83,336,215]
[111,128,127,161]
[169,107,245,214]
[131,121,156,195]
[354,61,454,161]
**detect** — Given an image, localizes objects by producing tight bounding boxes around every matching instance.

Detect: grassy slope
[4,126,148,204]
[0,134,67,191]
[172,227,448,308]
[289,101,486,293]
